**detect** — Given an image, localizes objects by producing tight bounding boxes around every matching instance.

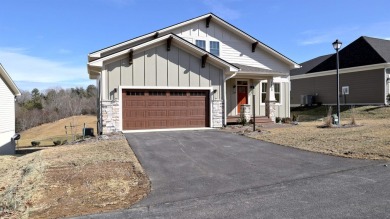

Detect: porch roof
[232,63,289,78]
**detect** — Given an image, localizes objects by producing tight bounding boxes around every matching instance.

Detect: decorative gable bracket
[206,15,212,28]
[129,49,133,65]
[202,54,209,68]
[167,36,173,51]
[252,42,258,52]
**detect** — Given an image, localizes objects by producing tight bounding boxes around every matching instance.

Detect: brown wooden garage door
[122,89,209,130]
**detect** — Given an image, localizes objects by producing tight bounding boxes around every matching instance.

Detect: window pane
[262,83,267,92]
[210,41,219,56]
[274,83,280,92]
[196,40,206,50]
[261,93,266,102]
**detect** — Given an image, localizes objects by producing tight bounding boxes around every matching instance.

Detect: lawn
[237,106,390,160]
[0,117,150,219]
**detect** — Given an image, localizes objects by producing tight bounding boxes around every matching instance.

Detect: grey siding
[104,44,223,99]
[291,69,385,105]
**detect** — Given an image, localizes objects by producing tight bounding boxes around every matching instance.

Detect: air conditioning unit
[300,95,315,106]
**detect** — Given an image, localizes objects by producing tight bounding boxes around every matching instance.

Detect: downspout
[385,67,390,105]
[223,70,240,126]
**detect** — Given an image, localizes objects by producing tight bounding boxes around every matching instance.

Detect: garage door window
[170,91,187,96]
[149,91,166,96]
[126,91,144,96]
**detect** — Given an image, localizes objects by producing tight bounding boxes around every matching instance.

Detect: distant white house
[0,63,21,155]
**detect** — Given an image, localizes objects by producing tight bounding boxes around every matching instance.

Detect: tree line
[16,85,97,132]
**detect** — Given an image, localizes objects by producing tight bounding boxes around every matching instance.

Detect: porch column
[265,77,277,122]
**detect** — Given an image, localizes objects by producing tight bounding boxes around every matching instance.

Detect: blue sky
[1,0,389,91]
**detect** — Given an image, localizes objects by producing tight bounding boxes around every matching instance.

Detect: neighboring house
[87,13,299,133]
[291,36,390,106]
[0,64,21,155]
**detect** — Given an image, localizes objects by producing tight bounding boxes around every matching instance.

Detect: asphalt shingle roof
[307,36,390,73]
[290,54,332,76]
[232,63,282,74]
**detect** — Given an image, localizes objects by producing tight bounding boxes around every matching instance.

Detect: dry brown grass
[18,115,97,147]
[0,137,150,218]
[253,118,390,160]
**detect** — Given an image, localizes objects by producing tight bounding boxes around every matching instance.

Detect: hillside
[18,115,97,147]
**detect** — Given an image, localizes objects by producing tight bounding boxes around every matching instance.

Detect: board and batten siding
[226,79,290,118]
[104,43,224,100]
[174,20,290,74]
[291,69,385,105]
[0,75,16,152]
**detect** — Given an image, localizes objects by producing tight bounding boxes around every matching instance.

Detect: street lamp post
[332,39,342,125]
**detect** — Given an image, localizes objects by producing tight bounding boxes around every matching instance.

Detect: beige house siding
[291,69,385,105]
[104,43,224,100]
[175,20,290,73]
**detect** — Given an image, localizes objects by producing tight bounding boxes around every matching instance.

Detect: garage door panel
[147,110,168,117]
[122,89,209,130]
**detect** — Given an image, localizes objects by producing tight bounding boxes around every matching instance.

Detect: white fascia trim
[122,127,215,133]
[291,63,390,80]
[0,63,21,96]
[89,14,211,58]
[118,86,214,132]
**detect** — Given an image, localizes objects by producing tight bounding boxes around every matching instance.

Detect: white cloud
[0,48,90,90]
[202,0,241,20]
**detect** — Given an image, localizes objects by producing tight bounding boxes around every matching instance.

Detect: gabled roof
[290,54,332,76]
[88,13,299,68]
[88,33,240,79]
[0,63,21,96]
[308,36,390,73]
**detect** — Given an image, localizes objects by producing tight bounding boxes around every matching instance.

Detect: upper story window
[196,40,206,50]
[210,41,220,56]
[261,82,280,103]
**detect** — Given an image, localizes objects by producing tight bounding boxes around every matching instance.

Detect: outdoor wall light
[113,88,117,93]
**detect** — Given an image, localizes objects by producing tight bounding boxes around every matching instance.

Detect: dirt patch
[222,119,390,160]
[0,135,150,218]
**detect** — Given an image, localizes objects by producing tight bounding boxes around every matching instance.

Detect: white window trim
[260,81,282,106]
[118,86,214,132]
[192,38,220,56]
[235,79,250,114]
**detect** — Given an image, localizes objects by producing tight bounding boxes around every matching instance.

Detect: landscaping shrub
[292,114,298,122]
[53,140,62,146]
[281,117,292,124]
[237,114,247,126]
[275,117,281,123]
[324,106,333,127]
[62,140,68,145]
[31,141,40,147]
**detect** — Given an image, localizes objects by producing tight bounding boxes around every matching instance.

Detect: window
[126,91,144,96]
[170,91,187,96]
[190,91,207,96]
[149,91,166,96]
[261,82,280,103]
[210,41,220,56]
[196,40,206,50]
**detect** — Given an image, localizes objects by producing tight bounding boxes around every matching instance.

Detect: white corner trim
[291,63,390,80]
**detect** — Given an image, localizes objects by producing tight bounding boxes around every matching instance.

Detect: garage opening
[122,89,210,130]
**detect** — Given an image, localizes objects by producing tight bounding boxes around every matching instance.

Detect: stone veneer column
[212,100,223,128]
[101,100,120,134]
[265,101,276,122]
[240,104,251,123]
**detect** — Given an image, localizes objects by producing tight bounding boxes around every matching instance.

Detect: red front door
[237,86,248,113]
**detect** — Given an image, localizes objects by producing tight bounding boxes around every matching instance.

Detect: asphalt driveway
[79,130,390,218]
